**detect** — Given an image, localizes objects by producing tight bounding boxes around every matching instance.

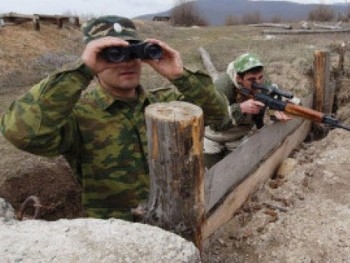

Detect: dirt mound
[0,22,83,90]
[0,22,84,219]
[204,126,350,262]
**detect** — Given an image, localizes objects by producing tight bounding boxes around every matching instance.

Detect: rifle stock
[285,103,350,131]
[284,103,323,123]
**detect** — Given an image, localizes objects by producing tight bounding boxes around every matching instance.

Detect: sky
[0,0,345,19]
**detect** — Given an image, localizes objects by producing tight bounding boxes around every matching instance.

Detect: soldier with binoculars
[0,15,230,220]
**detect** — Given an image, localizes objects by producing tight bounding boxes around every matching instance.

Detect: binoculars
[100,42,163,63]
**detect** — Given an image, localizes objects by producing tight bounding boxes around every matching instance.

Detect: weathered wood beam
[0,12,35,20]
[251,23,292,29]
[35,14,79,28]
[263,28,350,35]
[204,119,301,212]
[313,22,342,30]
[0,12,79,30]
[203,118,311,239]
[0,12,39,30]
[198,47,219,82]
[313,50,333,114]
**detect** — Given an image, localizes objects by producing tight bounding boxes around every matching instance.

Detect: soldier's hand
[142,39,184,80]
[274,111,292,121]
[240,99,265,114]
[81,37,129,74]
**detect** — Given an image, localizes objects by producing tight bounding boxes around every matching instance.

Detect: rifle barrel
[322,115,350,131]
[338,124,350,131]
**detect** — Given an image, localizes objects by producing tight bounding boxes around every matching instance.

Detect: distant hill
[135,0,348,25]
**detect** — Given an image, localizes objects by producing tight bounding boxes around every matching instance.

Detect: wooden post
[72,16,80,27]
[337,43,346,73]
[33,16,40,31]
[313,50,332,113]
[198,47,219,81]
[144,101,205,251]
[57,17,63,29]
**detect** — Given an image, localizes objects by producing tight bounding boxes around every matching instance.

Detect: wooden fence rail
[0,12,79,31]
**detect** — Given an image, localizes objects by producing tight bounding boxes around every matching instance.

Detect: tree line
[170,0,350,27]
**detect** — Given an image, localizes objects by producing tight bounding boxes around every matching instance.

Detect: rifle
[239,82,350,132]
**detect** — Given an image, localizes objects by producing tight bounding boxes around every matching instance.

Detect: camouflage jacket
[214,72,256,127]
[0,59,229,220]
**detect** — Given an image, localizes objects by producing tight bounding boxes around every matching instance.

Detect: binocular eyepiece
[100,42,163,63]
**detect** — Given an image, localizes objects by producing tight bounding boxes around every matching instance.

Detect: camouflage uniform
[0,16,230,220]
[204,53,299,169]
[204,53,266,168]
[0,60,229,220]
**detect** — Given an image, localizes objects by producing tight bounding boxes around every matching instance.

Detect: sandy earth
[203,127,350,262]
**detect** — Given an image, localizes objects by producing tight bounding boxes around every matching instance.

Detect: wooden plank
[251,23,292,29]
[0,13,79,29]
[0,12,40,30]
[313,21,342,30]
[0,12,35,20]
[203,119,311,239]
[205,117,302,212]
[263,28,350,35]
[35,14,77,28]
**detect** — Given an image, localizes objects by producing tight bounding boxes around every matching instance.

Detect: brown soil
[0,22,84,220]
[203,127,350,262]
[0,141,83,220]
[1,19,350,262]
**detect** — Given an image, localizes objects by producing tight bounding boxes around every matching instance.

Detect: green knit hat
[233,53,263,73]
[82,15,142,44]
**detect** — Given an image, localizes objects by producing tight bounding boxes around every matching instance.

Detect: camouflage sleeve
[214,73,246,125]
[213,72,234,100]
[170,68,231,130]
[0,59,94,156]
[229,103,247,125]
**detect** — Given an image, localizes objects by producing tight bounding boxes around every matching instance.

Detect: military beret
[82,15,142,44]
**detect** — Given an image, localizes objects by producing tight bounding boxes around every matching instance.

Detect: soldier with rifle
[204,53,293,169]
[204,53,350,169]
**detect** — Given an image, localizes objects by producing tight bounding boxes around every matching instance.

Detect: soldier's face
[237,71,264,90]
[98,58,142,97]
